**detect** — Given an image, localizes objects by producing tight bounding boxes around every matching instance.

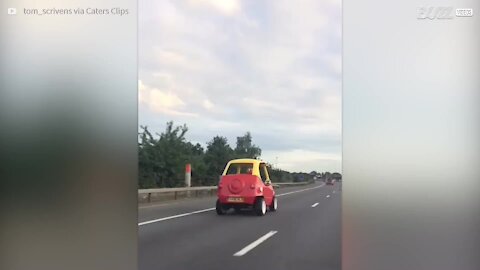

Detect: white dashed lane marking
[233,231,278,256]
[139,184,325,226]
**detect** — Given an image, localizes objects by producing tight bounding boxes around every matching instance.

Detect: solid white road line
[138,208,215,226]
[138,184,325,226]
[139,201,183,209]
[233,231,278,256]
[311,202,319,208]
[276,184,325,197]
[326,195,330,198]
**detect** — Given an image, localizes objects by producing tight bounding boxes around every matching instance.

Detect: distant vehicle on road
[216,158,277,216]
[326,178,335,185]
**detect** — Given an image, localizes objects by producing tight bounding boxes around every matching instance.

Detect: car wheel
[269,197,278,212]
[216,199,227,215]
[254,197,266,216]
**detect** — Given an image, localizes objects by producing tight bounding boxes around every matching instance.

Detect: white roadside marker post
[185,163,191,187]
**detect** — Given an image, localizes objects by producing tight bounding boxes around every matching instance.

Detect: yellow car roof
[227,158,263,164]
[222,158,270,179]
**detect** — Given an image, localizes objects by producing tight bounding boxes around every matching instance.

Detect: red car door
[263,182,274,205]
[259,163,274,205]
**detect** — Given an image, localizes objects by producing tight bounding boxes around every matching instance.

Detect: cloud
[139,80,197,117]
[188,0,241,15]
[155,49,187,67]
[202,99,214,110]
[139,0,342,172]
[263,149,342,173]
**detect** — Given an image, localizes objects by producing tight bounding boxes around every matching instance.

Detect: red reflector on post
[185,163,191,173]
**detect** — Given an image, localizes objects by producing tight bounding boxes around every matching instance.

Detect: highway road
[138,182,341,270]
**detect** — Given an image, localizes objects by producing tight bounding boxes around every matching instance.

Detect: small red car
[216,159,277,216]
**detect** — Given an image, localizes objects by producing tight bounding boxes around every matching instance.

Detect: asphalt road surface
[138,182,341,270]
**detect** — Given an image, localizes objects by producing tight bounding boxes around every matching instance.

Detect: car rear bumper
[218,195,256,205]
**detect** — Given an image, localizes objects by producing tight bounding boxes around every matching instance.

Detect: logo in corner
[418,6,474,19]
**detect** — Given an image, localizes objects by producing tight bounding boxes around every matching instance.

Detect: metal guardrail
[272,181,312,187]
[138,186,217,194]
[139,186,217,203]
[138,181,313,203]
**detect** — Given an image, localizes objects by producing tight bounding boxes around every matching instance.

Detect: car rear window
[226,163,254,175]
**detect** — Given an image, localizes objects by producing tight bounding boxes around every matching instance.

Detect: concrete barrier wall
[138,181,314,204]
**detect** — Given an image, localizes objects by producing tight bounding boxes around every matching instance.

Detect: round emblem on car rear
[228,178,245,194]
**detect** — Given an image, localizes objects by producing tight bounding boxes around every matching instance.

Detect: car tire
[269,197,278,212]
[216,199,227,215]
[254,197,267,216]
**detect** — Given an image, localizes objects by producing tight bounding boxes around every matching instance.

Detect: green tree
[267,164,293,182]
[138,126,156,188]
[234,132,261,159]
[138,122,192,188]
[331,172,342,180]
[204,136,233,185]
[186,142,207,186]
[138,121,320,189]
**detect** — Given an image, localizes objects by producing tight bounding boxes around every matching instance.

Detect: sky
[139,0,342,173]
